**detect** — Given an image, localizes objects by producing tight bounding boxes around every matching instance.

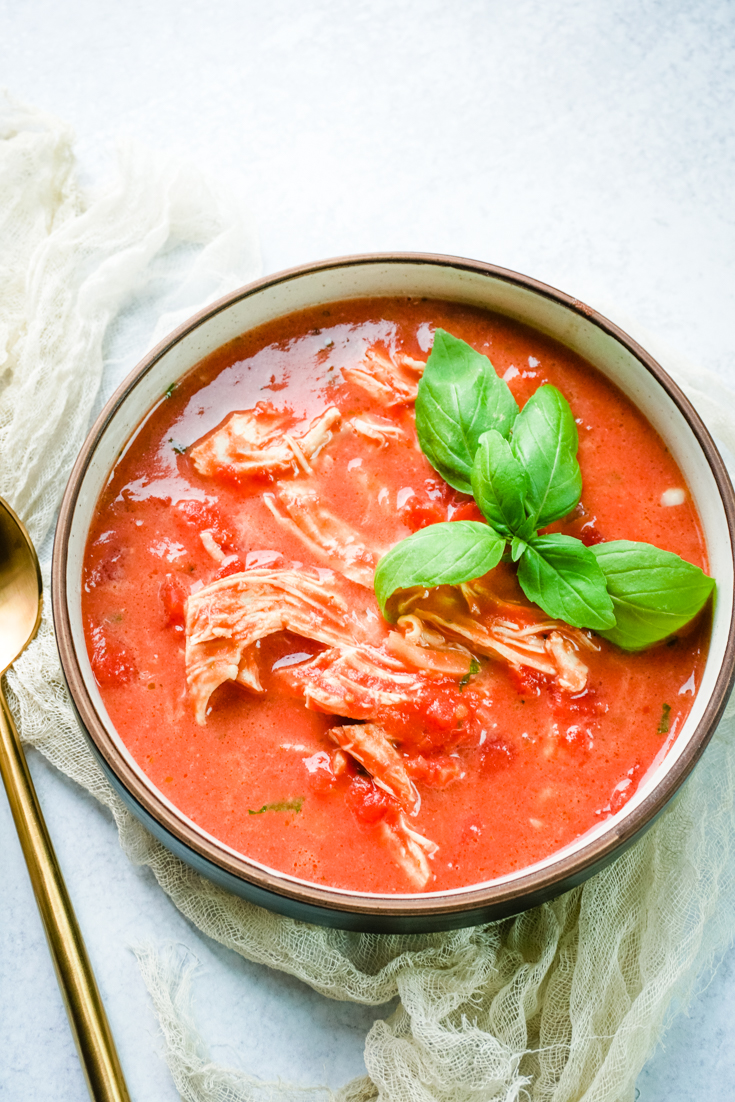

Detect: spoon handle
[0,688,130,1102]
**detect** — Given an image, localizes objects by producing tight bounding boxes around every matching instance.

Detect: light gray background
[1,1,735,1098]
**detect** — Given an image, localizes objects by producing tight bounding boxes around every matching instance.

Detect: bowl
[52,253,735,933]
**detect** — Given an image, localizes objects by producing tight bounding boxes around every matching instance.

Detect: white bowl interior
[65,259,735,898]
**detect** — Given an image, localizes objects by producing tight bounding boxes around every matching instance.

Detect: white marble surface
[1,1,735,1098]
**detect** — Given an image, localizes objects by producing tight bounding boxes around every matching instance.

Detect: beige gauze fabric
[2,92,735,1102]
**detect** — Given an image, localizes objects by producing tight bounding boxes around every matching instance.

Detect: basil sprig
[374,330,715,648]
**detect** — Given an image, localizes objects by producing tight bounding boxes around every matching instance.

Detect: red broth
[82,298,710,893]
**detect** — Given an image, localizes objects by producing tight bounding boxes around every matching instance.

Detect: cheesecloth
[2,92,735,1102]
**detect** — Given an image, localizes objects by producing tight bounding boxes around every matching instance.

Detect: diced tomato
[175,499,238,553]
[425,695,458,730]
[579,523,606,546]
[548,503,606,547]
[215,557,245,580]
[551,685,606,719]
[159,577,186,628]
[424,477,454,503]
[398,477,470,532]
[382,684,479,754]
[401,500,446,530]
[175,498,217,529]
[480,739,515,772]
[85,544,125,589]
[507,665,553,698]
[90,626,137,685]
[560,724,593,760]
[405,753,461,787]
[345,775,395,825]
[449,501,485,523]
[303,750,337,794]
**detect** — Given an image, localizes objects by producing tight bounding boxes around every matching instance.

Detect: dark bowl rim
[52,251,735,921]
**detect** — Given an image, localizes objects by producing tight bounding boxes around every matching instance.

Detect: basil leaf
[516,533,616,630]
[471,430,530,536]
[511,535,528,563]
[374,521,505,620]
[511,385,582,528]
[591,540,715,650]
[415,330,519,493]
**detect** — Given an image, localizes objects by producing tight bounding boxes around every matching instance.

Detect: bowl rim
[52,251,735,922]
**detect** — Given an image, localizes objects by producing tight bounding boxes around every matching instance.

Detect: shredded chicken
[200,529,226,562]
[235,645,263,693]
[410,599,590,692]
[264,484,381,587]
[286,644,426,720]
[185,568,380,723]
[385,629,476,678]
[348,414,406,445]
[190,403,342,478]
[342,348,425,405]
[546,631,589,693]
[328,723,419,814]
[379,812,437,889]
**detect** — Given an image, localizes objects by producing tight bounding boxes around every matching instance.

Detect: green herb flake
[172,443,187,456]
[460,652,482,687]
[248,798,304,816]
[164,382,176,399]
[657,703,672,734]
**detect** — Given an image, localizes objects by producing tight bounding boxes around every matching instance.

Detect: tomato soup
[82,298,710,893]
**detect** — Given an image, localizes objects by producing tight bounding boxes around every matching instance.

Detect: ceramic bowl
[52,253,735,933]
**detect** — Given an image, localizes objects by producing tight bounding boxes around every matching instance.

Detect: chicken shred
[190,403,342,479]
[264,483,382,587]
[379,812,437,889]
[546,631,589,693]
[410,604,589,691]
[185,568,380,723]
[342,348,425,405]
[385,631,475,677]
[327,723,420,814]
[285,644,426,720]
[348,414,406,445]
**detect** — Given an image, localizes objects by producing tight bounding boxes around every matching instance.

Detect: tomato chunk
[159,577,186,628]
[405,753,461,787]
[90,626,137,685]
[175,499,238,553]
[215,557,245,580]
[346,775,395,825]
[449,501,485,523]
[480,739,515,772]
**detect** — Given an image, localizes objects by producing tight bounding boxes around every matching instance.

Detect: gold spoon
[0,497,130,1102]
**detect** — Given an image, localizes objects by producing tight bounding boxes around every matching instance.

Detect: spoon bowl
[0,498,42,673]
